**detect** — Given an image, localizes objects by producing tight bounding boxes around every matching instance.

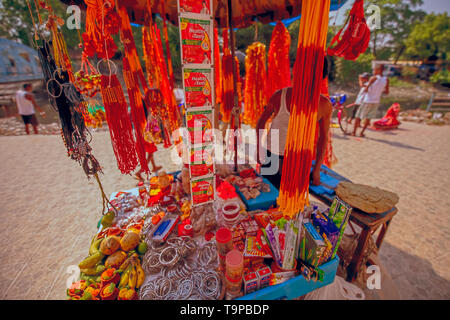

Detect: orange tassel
[277,0,331,217]
[267,21,291,98]
[243,42,267,128]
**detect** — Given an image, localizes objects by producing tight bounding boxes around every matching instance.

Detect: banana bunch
[118,253,145,290]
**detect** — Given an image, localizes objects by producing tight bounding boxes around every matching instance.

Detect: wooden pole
[227,0,239,171]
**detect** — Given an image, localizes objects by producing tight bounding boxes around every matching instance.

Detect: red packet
[186,108,213,144]
[189,144,214,177]
[183,68,213,107]
[180,17,212,64]
[191,175,214,205]
[179,0,212,15]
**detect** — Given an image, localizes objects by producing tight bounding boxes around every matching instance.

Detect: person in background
[15,83,45,135]
[352,64,389,137]
[256,57,332,188]
[348,72,370,122]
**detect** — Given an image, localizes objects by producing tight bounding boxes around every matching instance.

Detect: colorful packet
[180,17,212,64]
[183,68,213,107]
[189,144,214,177]
[179,0,212,16]
[186,108,213,144]
[328,197,352,259]
[191,175,214,206]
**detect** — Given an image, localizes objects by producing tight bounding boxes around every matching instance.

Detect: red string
[100,74,138,174]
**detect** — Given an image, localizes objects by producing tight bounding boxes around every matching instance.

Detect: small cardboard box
[243,272,259,294]
[257,266,272,289]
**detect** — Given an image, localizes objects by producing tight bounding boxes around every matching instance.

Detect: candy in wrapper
[270,271,296,285]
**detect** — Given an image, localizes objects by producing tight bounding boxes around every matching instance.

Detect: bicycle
[329,93,359,135]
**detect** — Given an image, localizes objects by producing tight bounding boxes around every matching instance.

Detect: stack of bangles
[139,237,222,300]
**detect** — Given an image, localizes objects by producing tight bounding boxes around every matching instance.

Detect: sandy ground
[0,121,449,300]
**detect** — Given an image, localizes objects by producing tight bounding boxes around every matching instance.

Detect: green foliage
[0,0,81,49]
[366,0,426,59]
[334,52,374,85]
[389,77,415,88]
[401,65,418,79]
[429,69,450,85]
[235,22,274,51]
[404,13,450,61]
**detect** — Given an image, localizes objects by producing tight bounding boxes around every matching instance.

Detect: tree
[404,13,450,62]
[365,0,426,60]
[0,0,80,49]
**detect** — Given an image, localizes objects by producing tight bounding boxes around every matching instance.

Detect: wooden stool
[345,207,397,282]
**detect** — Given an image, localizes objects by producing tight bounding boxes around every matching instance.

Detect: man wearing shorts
[352,64,389,137]
[16,83,45,135]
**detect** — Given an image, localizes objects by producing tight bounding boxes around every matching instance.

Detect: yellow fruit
[105,250,127,268]
[99,236,121,255]
[89,238,103,256]
[120,231,140,252]
[128,265,137,289]
[136,262,145,289]
[78,252,105,269]
[119,266,131,289]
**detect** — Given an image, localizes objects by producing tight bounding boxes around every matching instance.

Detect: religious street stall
[25,0,399,300]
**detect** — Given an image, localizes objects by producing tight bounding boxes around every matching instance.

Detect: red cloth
[374,103,401,128]
[144,141,157,154]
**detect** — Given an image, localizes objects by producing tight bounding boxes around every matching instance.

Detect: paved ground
[0,121,449,299]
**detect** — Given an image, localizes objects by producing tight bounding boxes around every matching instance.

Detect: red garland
[267,21,291,98]
[123,58,150,174]
[100,75,138,174]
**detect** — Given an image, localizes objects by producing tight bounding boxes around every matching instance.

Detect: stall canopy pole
[227,0,239,171]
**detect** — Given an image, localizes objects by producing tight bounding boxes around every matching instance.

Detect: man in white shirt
[15,83,45,135]
[352,64,389,137]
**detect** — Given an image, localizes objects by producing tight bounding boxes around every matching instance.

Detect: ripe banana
[128,265,137,289]
[119,265,132,289]
[135,261,145,289]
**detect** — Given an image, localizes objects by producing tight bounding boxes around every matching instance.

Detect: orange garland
[243,42,267,128]
[267,21,291,98]
[277,0,331,217]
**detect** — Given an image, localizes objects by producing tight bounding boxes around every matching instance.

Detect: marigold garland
[243,42,267,127]
[277,0,331,217]
[267,21,291,98]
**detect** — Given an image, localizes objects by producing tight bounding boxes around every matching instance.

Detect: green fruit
[101,210,115,228]
[80,264,105,276]
[78,251,105,269]
[137,242,148,255]
[89,238,103,256]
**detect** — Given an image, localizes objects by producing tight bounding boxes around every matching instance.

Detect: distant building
[0,39,43,84]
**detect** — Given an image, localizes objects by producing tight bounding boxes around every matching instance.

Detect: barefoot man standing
[352,64,389,137]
